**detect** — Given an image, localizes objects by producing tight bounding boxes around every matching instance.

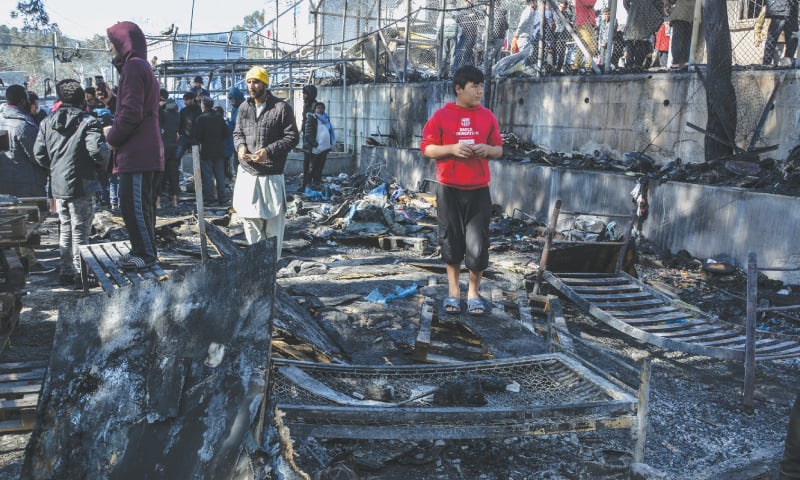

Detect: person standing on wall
[232,66,299,259]
[103,21,164,270]
[302,102,336,187]
[419,65,503,317]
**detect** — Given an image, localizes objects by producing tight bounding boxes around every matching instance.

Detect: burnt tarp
[22,239,277,480]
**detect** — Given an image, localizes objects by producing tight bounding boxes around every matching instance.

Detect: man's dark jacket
[33,104,111,199]
[192,110,229,161]
[0,103,46,197]
[179,103,201,139]
[159,100,180,150]
[766,0,798,17]
[233,92,299,176]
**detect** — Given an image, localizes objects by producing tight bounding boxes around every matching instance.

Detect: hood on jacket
[107,21,148,71]
[1,103,34,124]
[228,87,245,107]
[52,105,84,133]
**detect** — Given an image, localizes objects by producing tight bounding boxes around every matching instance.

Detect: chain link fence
[312,0,795,80]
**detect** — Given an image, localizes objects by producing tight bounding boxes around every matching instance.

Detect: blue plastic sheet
[364,283,418,304]
[369,183,387,197]
[304,184,331,201]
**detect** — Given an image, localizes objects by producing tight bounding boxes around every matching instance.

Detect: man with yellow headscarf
[232,66,299,259]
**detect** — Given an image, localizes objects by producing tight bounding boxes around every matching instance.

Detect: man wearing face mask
[232,66,299,259]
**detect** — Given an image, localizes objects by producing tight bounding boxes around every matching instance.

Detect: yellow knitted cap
[245,66,269,86]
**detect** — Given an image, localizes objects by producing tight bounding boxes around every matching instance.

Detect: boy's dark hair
[183,92,196,101]
[201,97,214,110]
[85,86,96,95]
[159,88,169,100]
[5,85,28,106]
[452,65,484,96]
[56,79,86,107]
[315,102,326,110]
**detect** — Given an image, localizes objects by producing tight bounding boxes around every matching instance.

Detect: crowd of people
[0,19,337,282]
[437,0,717,75]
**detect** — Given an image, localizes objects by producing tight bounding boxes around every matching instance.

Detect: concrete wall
[366,146,800,284]
[318,72,800,282]
[321,69,800,165]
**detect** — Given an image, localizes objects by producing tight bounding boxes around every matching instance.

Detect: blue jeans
[108,173,119,207]
[56,197,94,276]
[200,157,226,202]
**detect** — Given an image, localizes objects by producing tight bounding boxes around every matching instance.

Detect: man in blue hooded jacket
[225,86,245,178]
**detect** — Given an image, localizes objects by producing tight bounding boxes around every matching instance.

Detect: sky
[1,0,267,40]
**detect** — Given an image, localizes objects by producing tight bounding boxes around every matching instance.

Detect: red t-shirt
[420,102,503,190]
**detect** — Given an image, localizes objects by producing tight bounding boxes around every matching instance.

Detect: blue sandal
[119,256,155,270]
[467,297,489,316]
[442,296,461,315]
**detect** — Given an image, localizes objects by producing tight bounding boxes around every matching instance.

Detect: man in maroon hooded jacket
[104,21,165,270]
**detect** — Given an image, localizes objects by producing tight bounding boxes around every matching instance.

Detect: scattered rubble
[0,171,798,479]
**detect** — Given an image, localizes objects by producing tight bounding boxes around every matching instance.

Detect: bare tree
[703,0,737,161]
[10,0,57,32]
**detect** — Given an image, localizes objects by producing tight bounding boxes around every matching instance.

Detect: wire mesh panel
[271,354,638,439]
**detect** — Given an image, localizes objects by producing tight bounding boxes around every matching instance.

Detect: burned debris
[500,133,800,196]
[22,241,278,479]
[0,159,798,479]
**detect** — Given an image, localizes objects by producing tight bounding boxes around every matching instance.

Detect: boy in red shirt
[420,65,503,316]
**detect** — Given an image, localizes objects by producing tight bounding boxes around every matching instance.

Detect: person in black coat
[33,79,110,286]
[159,89,180,208]
[176,92,201,163]
[300,84,318,190]
[192,97,229,204]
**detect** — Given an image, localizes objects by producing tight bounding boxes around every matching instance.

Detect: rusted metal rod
[534,199,561,295]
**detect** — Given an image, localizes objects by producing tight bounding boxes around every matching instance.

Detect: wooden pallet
[0,202,43,247]
[0,360,46,433]
[79,241,169,293]
[0,247,25,290]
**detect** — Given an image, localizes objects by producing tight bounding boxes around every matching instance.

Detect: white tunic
[232,167,286,219]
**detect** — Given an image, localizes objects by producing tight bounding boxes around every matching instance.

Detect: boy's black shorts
[436,184,491,272]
